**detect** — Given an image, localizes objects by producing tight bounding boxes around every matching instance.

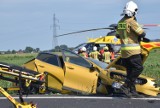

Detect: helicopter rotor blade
[56,23,160,37]
[56,27,113,37]
[142,24,160,27]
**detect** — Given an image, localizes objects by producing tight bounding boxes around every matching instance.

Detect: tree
[35,48,40,52]
[5,50,11,54]
[25,46,33,53]
[60,45,68,49]
[12,50,16,54]
[53,45,68,52]
[54,46,60,52]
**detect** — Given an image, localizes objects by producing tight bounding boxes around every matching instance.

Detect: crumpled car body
[88,57,160,96]
[95,42,160,96]
[23,49,99,94]
[23,42,160,96]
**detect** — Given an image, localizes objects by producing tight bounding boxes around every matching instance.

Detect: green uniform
[116,16,144,58]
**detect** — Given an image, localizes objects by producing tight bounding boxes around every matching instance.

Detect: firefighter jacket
[103,51,111,63]
[89,51,100,60]
[116,16,144,58]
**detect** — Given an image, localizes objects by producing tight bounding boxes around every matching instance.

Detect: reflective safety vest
[116,16,144,58]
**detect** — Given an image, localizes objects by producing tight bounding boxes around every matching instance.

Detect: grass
[0,53,37,66]
[143,49,160,85]
[0,53,37,89]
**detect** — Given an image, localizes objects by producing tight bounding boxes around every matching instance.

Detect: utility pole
[52,13,59,49]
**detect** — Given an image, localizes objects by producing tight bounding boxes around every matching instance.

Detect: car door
[34,53,65,91]
[62,49,99,94]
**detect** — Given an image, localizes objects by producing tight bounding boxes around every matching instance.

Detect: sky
[0,0,160,51]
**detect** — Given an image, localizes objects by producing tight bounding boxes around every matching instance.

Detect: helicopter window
[74,43,87,50]
[93,44,111,51]
[113,45,121,53]
[63,49,91,68]
[86,43,94,53]
[98,44,108,51]
[72,43,87,53]
[36,53,60,67]
[107,30,116,36]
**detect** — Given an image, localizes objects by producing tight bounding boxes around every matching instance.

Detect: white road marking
[0,96,160,100]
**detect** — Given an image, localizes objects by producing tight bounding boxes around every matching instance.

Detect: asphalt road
[0,95,160,108]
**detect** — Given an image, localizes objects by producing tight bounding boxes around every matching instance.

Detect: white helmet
[121,1,138,17]
[81,47,86,52]
[93,46,97,51]
[103,46,109,50]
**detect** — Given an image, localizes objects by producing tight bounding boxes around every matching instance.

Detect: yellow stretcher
[0,62,45,108]
[0,86,37,108]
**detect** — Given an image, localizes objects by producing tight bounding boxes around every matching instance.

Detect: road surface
[0,95,160,108]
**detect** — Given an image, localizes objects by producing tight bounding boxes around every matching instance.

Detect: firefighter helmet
[121,1,138,17]
[103,46,109,50]
[93,46,97,51]
[81,47,86,52]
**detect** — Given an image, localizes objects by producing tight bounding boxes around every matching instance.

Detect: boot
[129,84,144,98]
[120,83,132,98]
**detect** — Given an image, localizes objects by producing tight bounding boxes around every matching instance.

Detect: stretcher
[0,62,45,108]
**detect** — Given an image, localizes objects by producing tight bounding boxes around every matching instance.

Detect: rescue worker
[109,47,115,61]
[79,47,88,58]
[102,46,111,64]
[89,46,100,60]
[99,48,104,61]
[78,48,82,55]
[116,1,146,98]
[110,51,115,61]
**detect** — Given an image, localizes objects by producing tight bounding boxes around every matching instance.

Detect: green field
[0,53,37,89]
[0,53,37,66]
[143,49,160,84]
[0,50,160,89]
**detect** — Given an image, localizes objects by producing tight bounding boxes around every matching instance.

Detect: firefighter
[116,1,146,98]
[79,47,88,58]
[89,46,101,60]
[102,46,111,64]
